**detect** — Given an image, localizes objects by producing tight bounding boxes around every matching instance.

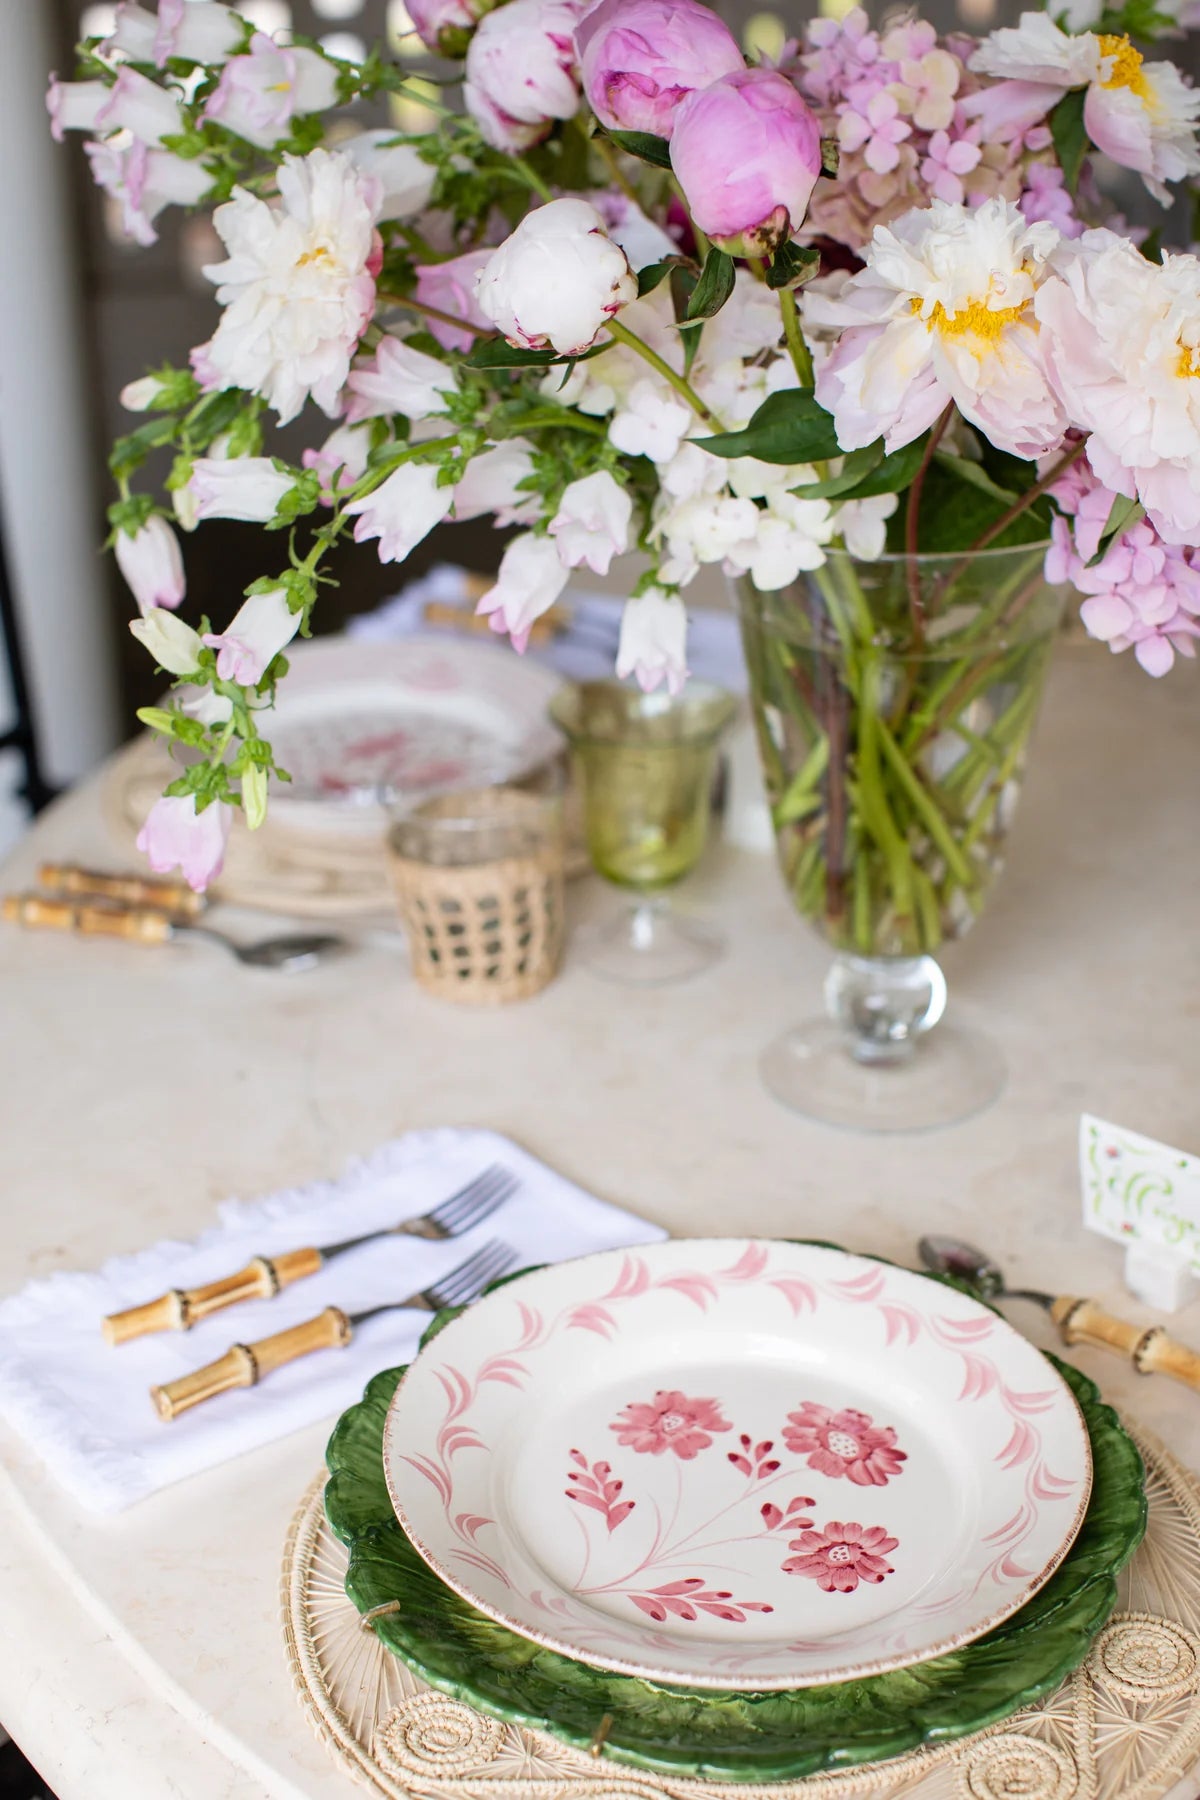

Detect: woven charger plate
[283,1417,1200,1800]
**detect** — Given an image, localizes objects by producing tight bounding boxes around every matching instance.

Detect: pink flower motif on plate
[783,1402,907,1487]
[783,1521,900,1593]
[627,1577,774,1623]
[610,1390,732,1460]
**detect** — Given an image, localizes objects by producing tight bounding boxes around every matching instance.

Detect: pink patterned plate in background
[383,1239,1092,1689]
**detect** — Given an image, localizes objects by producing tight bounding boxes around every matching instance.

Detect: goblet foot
[578,898,725,986]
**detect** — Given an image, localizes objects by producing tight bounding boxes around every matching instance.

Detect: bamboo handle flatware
[37,862,203,916]
[151,1240,517,1420]
[2,893,173,942]
[103,1163,518,1343]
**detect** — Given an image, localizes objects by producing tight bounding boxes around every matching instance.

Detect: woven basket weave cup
[387,788,565,1006]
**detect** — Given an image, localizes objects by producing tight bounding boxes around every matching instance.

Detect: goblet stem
[824,953,948,1066]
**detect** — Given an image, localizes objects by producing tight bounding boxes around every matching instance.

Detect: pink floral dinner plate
[382,1240,1092,1690]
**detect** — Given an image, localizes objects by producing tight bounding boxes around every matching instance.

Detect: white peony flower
[46,78,110,142]
[475,198,637,357]
[202,588,301,685]
[815,197,1068,459]
[115,516,186,616]
[84,138,212,247]
[616,590,689,694]
[476,532,569,651]
[452,441,540,525]
[592,194,677,273]
[339,129,437,222]
[968,12,1100,86]
[608,379,693,464]
[464,0,583,151]
[129,607,203,675]
[95,67,185,145]
[343,335,458,424]
[548,471,632,574]
[203,33,340,149]
[187,457,296,523]
[191,149,382,425]
[695,270,786,374]
[1036,231,1200,545]
[835,495,899,560]
[344,462,455,563]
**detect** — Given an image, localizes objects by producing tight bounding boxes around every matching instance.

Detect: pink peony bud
[669,68,824,256]
[464,0,584,152]
[575,0,744,139]
[406,0,498,57]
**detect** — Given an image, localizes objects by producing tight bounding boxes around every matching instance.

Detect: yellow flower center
[296,244,333,267]
[1098,34,1151,101]
[911,295,1028,340]
[1178,342,1200,379]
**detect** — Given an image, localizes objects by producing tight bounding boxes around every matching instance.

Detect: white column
[0,0,120,787]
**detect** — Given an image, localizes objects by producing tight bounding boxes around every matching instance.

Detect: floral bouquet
[47,0,1200,937]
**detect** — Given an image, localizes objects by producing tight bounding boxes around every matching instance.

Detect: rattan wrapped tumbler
[387,788,565,1005]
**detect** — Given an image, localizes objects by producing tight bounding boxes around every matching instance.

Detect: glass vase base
[760,1018,1005,1133]
[577,903,725,986]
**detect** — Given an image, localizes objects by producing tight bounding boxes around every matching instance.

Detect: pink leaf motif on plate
[1003,1385,1057,1415]
[782,1521,899,1593]
[627,1578,774,1624]
[956,1354,999,1402]
[611,1390,732,1460]
[761,1494,816,1532]
[832,1267,887,1302]
[718,1244,770,1281]
[453,1512,494,1542]
[655,1272,719,1308]
[1033,1464,1079,1500]
[606,1256,652,1300]
[935,1314,995,1342]
[567,1303,618,1338]
[782,1403,907,1487]
[727,1433,782,1480]
[880,1304,920,1347]
[565,1450,636,1532]
[996,1419,1037,1469]
[768,1277,817,1315]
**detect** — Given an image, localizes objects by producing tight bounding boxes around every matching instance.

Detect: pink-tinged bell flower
[191,148,382,425]
[84,137,212,247]
[187,457,296,523]
[670,68,823,256]
[94,67,185,145]
[464,0,584,152]
[301,423,371,503]
[340,129,436,223]
[1035,231,1200,547]
[574,0,744,139]
[343,334,459,423]
[129,608,203,675]
[783,1403,907,1487]
[46,77,110,142]
[406,0,498,56]
[203,33,339,150]
[452,440,540,526]
[475,198,637,357]
[610,1389,732,1460]
[344,462,455,564]
[153,0,244,65]
[616,589,688,694]
[115,516,186,616]
[138,795,233,893]
[815,197,1068,460]
[782,1521,899,1592]
[548,471,632,574]
[476,532,570,652]
[414,250,495,353]
[202,588,301,685]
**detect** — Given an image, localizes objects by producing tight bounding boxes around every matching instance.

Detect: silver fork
[104,1164,519,1344]
[151,1239,519,1420]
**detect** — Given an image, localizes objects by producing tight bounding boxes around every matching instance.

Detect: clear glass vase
[737,544,1066,1132]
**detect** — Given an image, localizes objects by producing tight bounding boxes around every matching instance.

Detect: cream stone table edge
[1,646,1200,1800]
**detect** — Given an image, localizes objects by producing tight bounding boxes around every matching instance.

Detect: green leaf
[1049,88,1089,194]
[606,128,672,168]
[767,242,821,292]
[1087,493,1143,564]
[637,257,680,297]
[685,248,735,322]
[841,436,931,500]
[465,337,608,371]
[932,451,1019,505]
[108,417,180,482]
[790,442,885,499]
[697,388,842,466]
[890,461,1051,554]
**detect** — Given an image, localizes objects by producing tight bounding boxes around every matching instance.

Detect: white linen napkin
[0,1129,665,1513]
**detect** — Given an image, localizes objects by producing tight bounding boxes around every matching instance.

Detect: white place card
[1081,1113,1200,1309]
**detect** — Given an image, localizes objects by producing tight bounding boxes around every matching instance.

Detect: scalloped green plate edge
[324,1271,1145,1783]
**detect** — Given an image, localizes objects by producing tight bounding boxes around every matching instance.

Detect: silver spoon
[167,920,348,972]
[1,893,347,973]
[918,1233,1200,1393]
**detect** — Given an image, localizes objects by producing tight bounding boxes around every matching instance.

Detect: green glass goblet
[550,680,736,985]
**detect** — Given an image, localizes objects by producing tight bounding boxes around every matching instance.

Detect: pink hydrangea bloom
[610,1389,732,1459]
[838,85,912,176]
[920,127,982,203]
[1019,161,1081,236]
[783,1403,908,1486]
[782,1521,900,1593]
[799,9,882,107]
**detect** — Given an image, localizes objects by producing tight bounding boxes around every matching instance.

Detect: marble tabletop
[0,639,1198,1799]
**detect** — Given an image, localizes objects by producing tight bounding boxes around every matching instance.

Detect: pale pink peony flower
[203,33,339,149]
[548,471,632,574]
[414,250,495,353]
[115,516,186,616]
[782,1521,899,1592]
[452,441,541,526]
[344,462,455,564]
[191,149,382,425]
[343,334,459,423]
[616,589,689,694]
[187,457,296,523]
[574,0,744,139]
[670,69,824,256]
[406,0,498,56]
[610,1390,732,1459]
[475,532,570,652]
[137,795,232,893]
[464,0,584,152]
[202,588,301,685]
[84,137,212,247]
[475,198,637,357]
[783,1403,907,1487]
